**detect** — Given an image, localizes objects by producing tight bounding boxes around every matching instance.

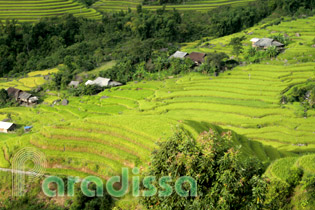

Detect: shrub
[264,179,291,210]
[286,167,304,187]
[141,127,267,209]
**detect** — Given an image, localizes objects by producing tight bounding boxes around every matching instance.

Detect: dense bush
[270,34,291,45]
[0,88,17,108]
[68,84,106,96]
[197,52,230,74]
[264,179,291,209]
[282,80,315,108]
[286,167,304,187]
[141,127,267,209]
[245,46,280,63]
[70,184,113,210]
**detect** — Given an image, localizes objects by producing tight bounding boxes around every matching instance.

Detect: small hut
[253,38,284,49]
[85,77,122,88]
[18,92,32,103]
[250,38,260,47]
[69,81,80,88]
[169,51,189,60]
[7,87,22,100]
[0,122,16,133]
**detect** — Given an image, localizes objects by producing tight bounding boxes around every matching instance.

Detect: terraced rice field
[92,0,254,12]
[0,67,59,91]
[182,17,315,63]
[0,0,102,22]
[0,16,314,178]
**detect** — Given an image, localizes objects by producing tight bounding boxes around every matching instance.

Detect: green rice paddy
[0,67,60,90]
[0,0,102,22]
[92,0,255,12]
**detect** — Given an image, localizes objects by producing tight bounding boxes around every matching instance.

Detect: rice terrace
[0,0,315,209]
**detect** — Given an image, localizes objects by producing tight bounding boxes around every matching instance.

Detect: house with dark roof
[186,52,207,65]
[7,87,22,100]
[6,88,39,105]
[252,38,285,49]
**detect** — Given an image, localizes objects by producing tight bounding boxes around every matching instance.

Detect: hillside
[0,16,314,178]
[0,0,314,206]
[0,0,102,22]
[92,0,254,12]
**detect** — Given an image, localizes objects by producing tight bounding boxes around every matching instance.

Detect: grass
[0,0,102,23]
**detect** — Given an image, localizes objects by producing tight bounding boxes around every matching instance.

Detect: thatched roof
[187,52,206,64]
[7,87,22,99]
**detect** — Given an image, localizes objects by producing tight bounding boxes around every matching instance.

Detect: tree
[70,184,112,210]
[141,127,267,209]
[229,36,246,58]
[265,46,278,58]
[0,88,9,106]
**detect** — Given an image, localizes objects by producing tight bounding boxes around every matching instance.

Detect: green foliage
[69,84,106,96]
[245,46,280,63]
[141,127,267,209]
[1,196,63,210]
[76,0,98,7]
[264,179,291,210]
[286,167,304,187]
[301,175,315,201]
[209,1,273,37]
[229,36,246,58]
[265,46,278,58]
[273,0,315,14]
[143,0,184,5]
[270,34,290,45]
[0,88,9,106]
[198,52,230,74]
[0,9,199,78]
[283,80,315,108]
[70,184,113,210]
[0,88,17,108]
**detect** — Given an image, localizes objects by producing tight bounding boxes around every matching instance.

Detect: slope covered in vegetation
[92,0,254,12]
[0,0,102,22]
[1,15,314,176]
